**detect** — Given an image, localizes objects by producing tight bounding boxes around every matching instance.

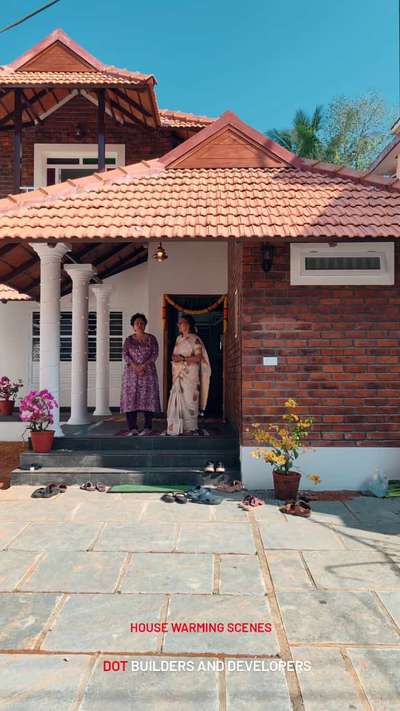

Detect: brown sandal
[215,480,245,493]
[279,500,311,518]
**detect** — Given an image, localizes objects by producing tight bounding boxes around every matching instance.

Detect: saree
[167,333,211,435]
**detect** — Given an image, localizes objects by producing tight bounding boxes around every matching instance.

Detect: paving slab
[277,591,399,644]
[42,593,166,652]
[0,592,61,649]
[226,663,291,710]
[348,649,400,711]
[303,550,400,591]
[258,518,343,550]
[8,522,102,551]
[219,554,266,595]
[0,522,27,549]
[305,501,357,527]
[0,501,74,522]
[335,525,400,553]
[0,653,92,711]
[140,501,211,522]
[20,551,126,593]
[0,551,41,591]
[70,500,145,522]
[378,591,400,628]
[267,551,314,590]
[80,655,219,711]
[121,553,213,594]
[292,647,364,711]
[94,522,178,552]
[176,523,256,554]
[253,504,295,524]
[346,497,400,528]
[213,503,252,522]
[164,594,278,654]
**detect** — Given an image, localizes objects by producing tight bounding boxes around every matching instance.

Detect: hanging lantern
[153,242,168,262]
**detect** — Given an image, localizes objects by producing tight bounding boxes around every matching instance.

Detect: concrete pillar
[64,263,96,425]
[91,283,113,416]
[29,242,70,437]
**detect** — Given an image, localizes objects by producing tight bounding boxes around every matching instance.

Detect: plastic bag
[365,469,388,498]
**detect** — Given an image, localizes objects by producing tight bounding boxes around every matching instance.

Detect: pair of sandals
[80,481,107,492]
[31,483,67,498]
[280,499,311,518]
[239,494,264,510]
[204,461,226,475]
[216,480,246,493]
[161,491,188,504]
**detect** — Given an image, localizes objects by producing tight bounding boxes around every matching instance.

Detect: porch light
[153,242,168,262]
[261,244,274,273]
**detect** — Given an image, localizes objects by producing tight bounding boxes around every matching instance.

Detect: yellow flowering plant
[251,399,314,475]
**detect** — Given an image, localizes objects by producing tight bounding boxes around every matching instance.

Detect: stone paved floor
[0,487,399,710]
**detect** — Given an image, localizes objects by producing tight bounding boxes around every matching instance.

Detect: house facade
[1,30,400,490]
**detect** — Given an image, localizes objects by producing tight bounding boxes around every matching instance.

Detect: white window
[290,242,394,285]
[33,144,125,188]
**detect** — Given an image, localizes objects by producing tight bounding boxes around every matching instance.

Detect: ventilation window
[290,243,394,285]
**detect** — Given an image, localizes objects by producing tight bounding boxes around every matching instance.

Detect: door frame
[162,294,228,419]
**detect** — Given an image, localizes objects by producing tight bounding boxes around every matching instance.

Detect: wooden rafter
[0,88,48,127]
[112,87,152,119]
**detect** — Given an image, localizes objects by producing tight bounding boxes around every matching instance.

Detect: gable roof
[161,111,295,168]
[0,111,400,242]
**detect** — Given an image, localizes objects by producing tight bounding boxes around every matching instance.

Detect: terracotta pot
[30,430,54,453]
[273,470,301,500]
[0,399,14,416]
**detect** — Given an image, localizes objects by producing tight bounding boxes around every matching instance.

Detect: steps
[12,428,241,487]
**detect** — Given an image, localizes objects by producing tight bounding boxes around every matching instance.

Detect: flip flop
[161,492,175,503]
[31,484,60,499]
[174,492,188,504]
[279,501,311,518]
[95,482,107,492]
[80,481,96,492]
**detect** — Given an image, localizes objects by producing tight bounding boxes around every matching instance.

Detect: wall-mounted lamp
[153,242,168,263]
[74,123,87,139]
[261,244,275,273]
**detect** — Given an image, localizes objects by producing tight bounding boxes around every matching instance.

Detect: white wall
[240,446,400,491]
[147,241,228,406]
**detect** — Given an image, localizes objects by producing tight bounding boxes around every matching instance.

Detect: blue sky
[0,0,398,131]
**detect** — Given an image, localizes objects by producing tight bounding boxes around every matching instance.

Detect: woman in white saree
[167,314,211,435]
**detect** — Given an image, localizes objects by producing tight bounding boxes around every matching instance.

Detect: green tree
[268,93,394,170]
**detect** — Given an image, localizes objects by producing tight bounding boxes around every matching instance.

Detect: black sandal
[174,492,188,504]
[161,492,175,503]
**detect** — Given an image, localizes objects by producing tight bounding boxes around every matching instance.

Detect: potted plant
[19,389,58,453]
[251,399,314,500]
[0,376,23,416]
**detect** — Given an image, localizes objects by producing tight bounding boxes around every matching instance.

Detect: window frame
[290,242,395,285]
[33,144,125,188]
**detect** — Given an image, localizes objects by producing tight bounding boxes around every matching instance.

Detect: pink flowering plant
[0,376,23,401]
[19,389,58,432]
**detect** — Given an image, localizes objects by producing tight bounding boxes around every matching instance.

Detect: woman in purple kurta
[120,313,161,436]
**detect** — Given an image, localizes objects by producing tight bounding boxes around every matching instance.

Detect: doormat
[107,484,192,494]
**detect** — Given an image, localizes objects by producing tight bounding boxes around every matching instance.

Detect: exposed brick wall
[225,240,242,431]
[0,94,181,197]
[241,241,400,447]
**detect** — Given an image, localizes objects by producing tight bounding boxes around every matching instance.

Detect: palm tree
[268,106,325,159]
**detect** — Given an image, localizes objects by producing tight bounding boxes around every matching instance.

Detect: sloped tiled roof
[1,164,400,240]
[0,111,399,241]
[0,284,31,302]
[159,109,215,129]
[0,68,152,87]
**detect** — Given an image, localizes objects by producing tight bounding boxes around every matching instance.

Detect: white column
[91,283,113,416]
[29,242,70,437]
[64,263,96,425]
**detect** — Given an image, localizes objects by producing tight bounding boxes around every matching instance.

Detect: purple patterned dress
[120,334,161,413]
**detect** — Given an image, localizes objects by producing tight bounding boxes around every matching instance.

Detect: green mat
[107,483,192,494]
[386,480,400,497]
